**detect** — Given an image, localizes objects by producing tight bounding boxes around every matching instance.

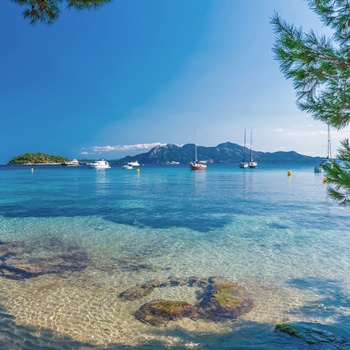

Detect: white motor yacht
[88,159,111,169]
[122,164,133,170]
[61,159,80,166]
[128,161,140,167]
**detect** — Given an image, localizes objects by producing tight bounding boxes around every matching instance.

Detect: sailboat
[314,125,332,173]
[249,128,258,168]
[190,133,207,170]
[239,129,249,168]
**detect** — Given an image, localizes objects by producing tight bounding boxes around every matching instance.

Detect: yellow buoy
[287,170,292,176]
[323,177,327,184]
[136,169,140,174]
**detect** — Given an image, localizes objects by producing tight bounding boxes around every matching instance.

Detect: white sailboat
[239,129,249,168]
[249,128,257,168]
[314,125,332,173]
[189,132,207,170]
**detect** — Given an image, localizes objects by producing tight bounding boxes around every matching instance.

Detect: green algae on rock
[120,276,253,326]
[196,277,253,321]
[135,299,193,326]
[275,323,299,336]
[275,322,350,346]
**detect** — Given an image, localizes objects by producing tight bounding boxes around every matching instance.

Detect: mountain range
[108,142,323,165]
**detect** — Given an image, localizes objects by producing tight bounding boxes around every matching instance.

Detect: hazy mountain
[110,142,323,164]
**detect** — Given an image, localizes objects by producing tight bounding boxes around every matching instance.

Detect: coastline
[6,163,63,166]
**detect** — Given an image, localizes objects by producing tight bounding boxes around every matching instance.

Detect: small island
[7,152,69,165]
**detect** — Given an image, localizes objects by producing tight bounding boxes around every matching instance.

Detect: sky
[1,0,349,164]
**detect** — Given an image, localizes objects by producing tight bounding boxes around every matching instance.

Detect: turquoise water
[0,164,349,349]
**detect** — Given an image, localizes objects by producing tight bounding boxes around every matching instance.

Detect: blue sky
[1,0,348,163]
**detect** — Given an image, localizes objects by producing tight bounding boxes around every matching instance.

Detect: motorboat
[88,159,111,169]
[61,159,80,166]
[128,161,140,167]
[122,164,133,170]
[189,132,207,170]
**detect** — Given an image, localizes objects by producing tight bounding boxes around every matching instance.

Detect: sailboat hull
[190,162,207,170]
[239,162,249,168]
[190,133,207,170]
[249,161,257,168]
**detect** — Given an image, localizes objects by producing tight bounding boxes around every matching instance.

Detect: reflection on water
[191,169,207,196]
[94,169,111,196]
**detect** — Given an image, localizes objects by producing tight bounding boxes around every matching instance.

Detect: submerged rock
[114,258,158,272]
[120,276,253,326]
[196,276,254,321]
[0,239,90,280]
[135,299,193,326]
[275,323,299,337]
[275,322,350,346]
[119,280,169,301]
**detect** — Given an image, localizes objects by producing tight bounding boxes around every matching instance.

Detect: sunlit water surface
[0,164,349,349]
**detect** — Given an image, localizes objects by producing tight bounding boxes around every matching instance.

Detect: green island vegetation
[7,152,68,165]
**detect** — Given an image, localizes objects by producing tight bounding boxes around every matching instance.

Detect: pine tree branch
[12,0,112,24]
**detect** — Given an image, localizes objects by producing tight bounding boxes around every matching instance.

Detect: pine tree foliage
[12,0,112,24]
[326,139,350,205]
[271,0,350,129]
[272,0,350,206]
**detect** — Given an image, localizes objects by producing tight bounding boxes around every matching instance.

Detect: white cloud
[82,142,166,154]
[273,128,284,132]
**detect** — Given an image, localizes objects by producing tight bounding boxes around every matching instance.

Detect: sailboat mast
[194,132,198,162]
[243,129,246,162]
[327,124,331,159]
[250,128,253,162]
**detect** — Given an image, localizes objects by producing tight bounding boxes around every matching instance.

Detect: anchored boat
[88,159,111,169]
[239,129,249,168]
[249,128,257,168]
[314,125,332,173]
[190,133,207,171]
[61,159,80,166]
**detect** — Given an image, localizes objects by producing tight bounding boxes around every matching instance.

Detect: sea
[0,163,349,350]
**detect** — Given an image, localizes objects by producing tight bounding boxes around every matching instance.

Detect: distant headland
[7,143,324,166]
[113,142,323,165]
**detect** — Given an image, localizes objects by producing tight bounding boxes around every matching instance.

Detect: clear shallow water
[0,163,349,349]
